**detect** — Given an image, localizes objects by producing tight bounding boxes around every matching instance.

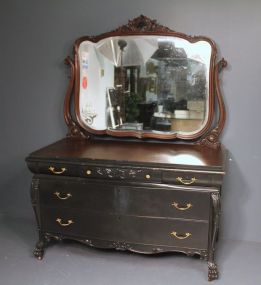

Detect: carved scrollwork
[95,167,142,179]
[33,233,210,259]
[199,250,208,261]
[113,15,173,33]
[67,121,87,138]
[198,127,221,149]
[217,58,228,73]
[112,241,131,251]
[84,239,94,246]
[75,239,94,247]
[152,247,163,253]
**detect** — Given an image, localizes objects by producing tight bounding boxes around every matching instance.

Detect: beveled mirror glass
[69,16,219,140]
[78,35,211,135]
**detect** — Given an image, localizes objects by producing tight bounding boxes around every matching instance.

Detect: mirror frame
[64,15,226,148]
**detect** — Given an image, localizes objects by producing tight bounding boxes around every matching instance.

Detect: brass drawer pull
[171,231,192,240]
[145,174,151,179]
[56,218,74,227]
[54,192,72,200]
[86,170,92,175]
[49,166,67,175]
[176,176,197,185]
[172,202,192,211]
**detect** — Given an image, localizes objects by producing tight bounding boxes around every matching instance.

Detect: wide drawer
[38,177,213,220]
[40,208,209,249]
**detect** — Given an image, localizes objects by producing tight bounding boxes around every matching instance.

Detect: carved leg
[33,232,50,260]
[208,262,219,281]
[207,192,221,281]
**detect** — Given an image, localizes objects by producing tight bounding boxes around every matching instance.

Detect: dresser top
[27,138,226,172]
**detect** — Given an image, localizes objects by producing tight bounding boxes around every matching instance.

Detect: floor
[0,214,260,285]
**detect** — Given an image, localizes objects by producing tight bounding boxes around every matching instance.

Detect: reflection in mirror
[78,35,211,134]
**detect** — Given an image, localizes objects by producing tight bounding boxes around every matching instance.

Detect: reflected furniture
[26,15,227,281]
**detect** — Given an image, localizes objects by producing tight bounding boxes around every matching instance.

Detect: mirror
[78,36,212,136]
[69,16,220,140]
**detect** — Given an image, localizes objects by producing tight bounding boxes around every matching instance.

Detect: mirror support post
[198,58,227,149]
[63,56,88,139]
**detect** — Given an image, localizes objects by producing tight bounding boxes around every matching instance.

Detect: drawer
[162,170,223,187]
[81,166,161,183]
[37,162,80,177]
[35,162,161,183]
[40,208,209,249]
[38,177,212,220]
[38,178,117,212]
[116,185,211,221]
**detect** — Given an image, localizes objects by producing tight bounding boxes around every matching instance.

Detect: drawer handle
[56,218,74,227]
[145,174,151,179]
[54,192,72,200]
[49,166,67,175]
[86,170,92,175]
[176,177,197,185]
[171,231,192,240]
[172,202,192,211]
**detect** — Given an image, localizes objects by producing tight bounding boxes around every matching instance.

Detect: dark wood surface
[26,15,227,281]
[40,207,209,249]
[28,138,224,280]
[38,175,212,220]
[27,137,226,171]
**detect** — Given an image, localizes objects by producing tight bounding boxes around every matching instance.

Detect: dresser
[26,138,225,280]
[26,15,228,281]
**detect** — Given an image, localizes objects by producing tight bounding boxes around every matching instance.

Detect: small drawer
[37,162,79,177]
[40,208,209,250]
[162,170,223,187]
[81,166,161,183]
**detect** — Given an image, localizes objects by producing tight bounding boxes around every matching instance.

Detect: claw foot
[33,239,46,260]
[33,247,44,260]
[208,262,219,281]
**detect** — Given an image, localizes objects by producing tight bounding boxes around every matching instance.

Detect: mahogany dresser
[26,138,226,280]
[26,15,228,281]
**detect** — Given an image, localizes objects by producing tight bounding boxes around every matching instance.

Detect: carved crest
[113,15,173,33]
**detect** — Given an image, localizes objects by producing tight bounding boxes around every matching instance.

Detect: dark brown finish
[27,138,226,171]
[63,15,227,145]
[41,208,209,249]
[26,137,225,281]
[37,176,212,220]
[26,15,228,282]
[63,56,86,138]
